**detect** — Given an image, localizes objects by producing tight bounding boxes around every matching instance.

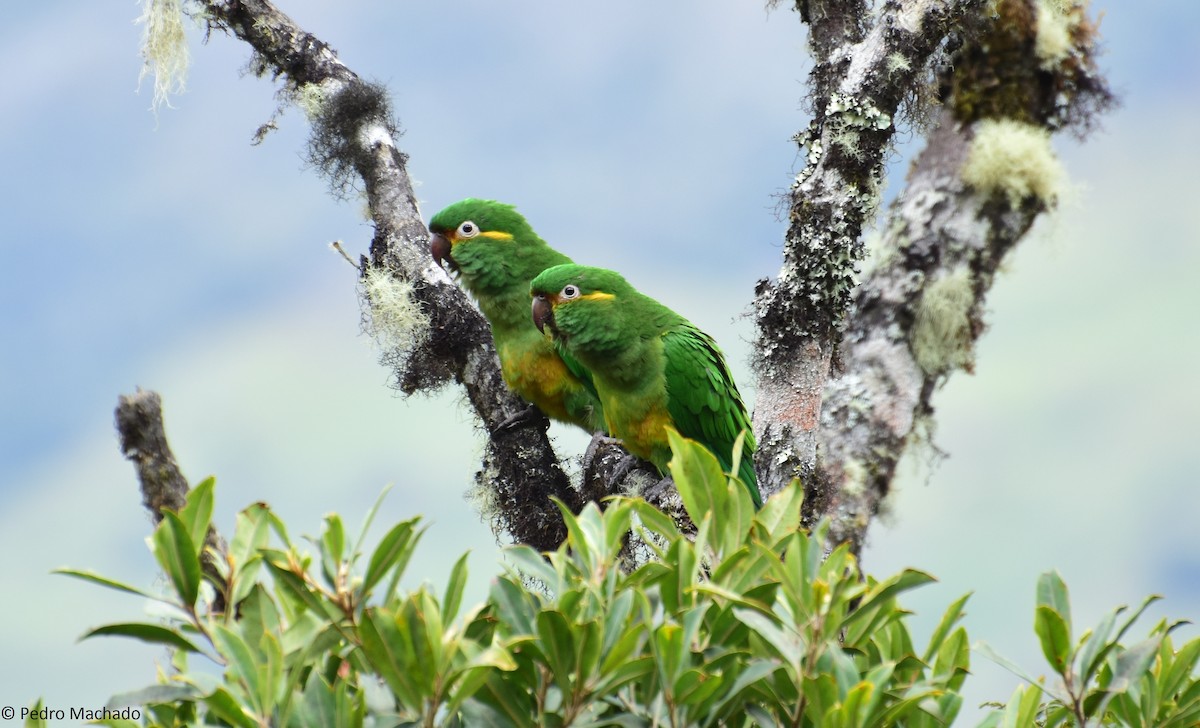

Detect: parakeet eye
[561,285,580,300]
[457,221,479,238]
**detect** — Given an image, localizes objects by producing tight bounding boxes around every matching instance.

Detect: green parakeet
[530,264,761,507]
[428,199,605,433]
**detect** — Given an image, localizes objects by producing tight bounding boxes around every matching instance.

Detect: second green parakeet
[530,263,761,507]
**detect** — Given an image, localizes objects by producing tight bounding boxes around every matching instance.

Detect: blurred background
[1,1,1196,722]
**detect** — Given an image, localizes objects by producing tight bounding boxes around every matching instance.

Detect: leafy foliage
[53,440,1197,726]
[977,571,1200,728]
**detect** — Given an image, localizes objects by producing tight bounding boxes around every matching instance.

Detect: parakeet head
[530,264,632,350]
[428,199,561,299]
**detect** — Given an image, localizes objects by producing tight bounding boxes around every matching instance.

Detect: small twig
[330,240,362,271]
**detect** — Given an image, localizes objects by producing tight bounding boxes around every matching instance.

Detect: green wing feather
[554,340,601,401]
[662,326,762,507]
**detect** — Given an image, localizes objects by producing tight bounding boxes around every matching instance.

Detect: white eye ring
[561,284,580,300]
[457,221,479,238]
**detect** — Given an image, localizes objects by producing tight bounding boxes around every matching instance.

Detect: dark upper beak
[430,233,455,271]
[531,294,555,334]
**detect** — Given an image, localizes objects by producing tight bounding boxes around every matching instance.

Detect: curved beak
[531,294,555,335]
[430,233,455,271]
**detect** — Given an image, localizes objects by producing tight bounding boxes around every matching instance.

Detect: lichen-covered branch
[194,0,583,550]
[753,0,980,506]
[116,389,191,519]
[765,0,1114,550]
[116,389,228,609]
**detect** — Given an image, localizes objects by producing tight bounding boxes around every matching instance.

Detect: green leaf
[178,476,215,557]
[202,686,258,728]
[923,592,971,663]
[1035,571,1072,636]
[503,544,557,590]
[1034,605,1073,675]
[82,622,204,653]
[358,607,421,711]
[843,569,936,634]
[933,627,972,692]
[601,498,635,562]
[319,513,346,589]
[626,498,681,541]
[537,609,577,692]
[735,608,802,669]
[361,518,421,599]
[753,478,804,546]
[1159,636,1200,704]
[489,575,539,636]
[293,673,337,728]
[975,640,1069,703]
[1109,636,1162,692]
[23,699,47,728]
[1078,603,1124,685]
[52,568,163,602]
[1016,679,1044,726]
[667,429,726,525]
[555,499,600,574]
[350,483,393,561]
[212,625,266,715]
[153,511,201,608]
[443,551,470,624]
[106,683,200,708]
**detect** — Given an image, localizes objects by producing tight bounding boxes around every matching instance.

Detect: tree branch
[753,0,980,505]
[768,0,1114,550]
[116,389,228,610]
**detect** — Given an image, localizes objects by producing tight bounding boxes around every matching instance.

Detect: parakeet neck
[479,290,540,337]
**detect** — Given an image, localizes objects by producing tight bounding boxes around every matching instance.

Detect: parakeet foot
[581,434,624,473]
[494,404,548,433]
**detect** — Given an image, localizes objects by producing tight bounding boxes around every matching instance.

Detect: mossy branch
[772,0,1115,552]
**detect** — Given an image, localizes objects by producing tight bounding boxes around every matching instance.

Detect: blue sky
[1,1,1198,722]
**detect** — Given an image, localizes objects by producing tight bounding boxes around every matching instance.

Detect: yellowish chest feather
[498,341,576,421]
[602,394,673,464]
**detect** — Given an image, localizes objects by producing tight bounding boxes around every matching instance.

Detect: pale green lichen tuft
[841,459,868,497]
[885,52,913,76]
[293,83,329,121]
[962,119,1065,207]
[362,266,431,368]
[136,0,190,114]
[911,267,975,377]
[1035,0,1075,67]
[830,129,865,160]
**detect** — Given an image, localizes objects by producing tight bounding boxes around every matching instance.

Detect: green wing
[552,339,606,433]
[554,340,600,401]
[662,325,762,507]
